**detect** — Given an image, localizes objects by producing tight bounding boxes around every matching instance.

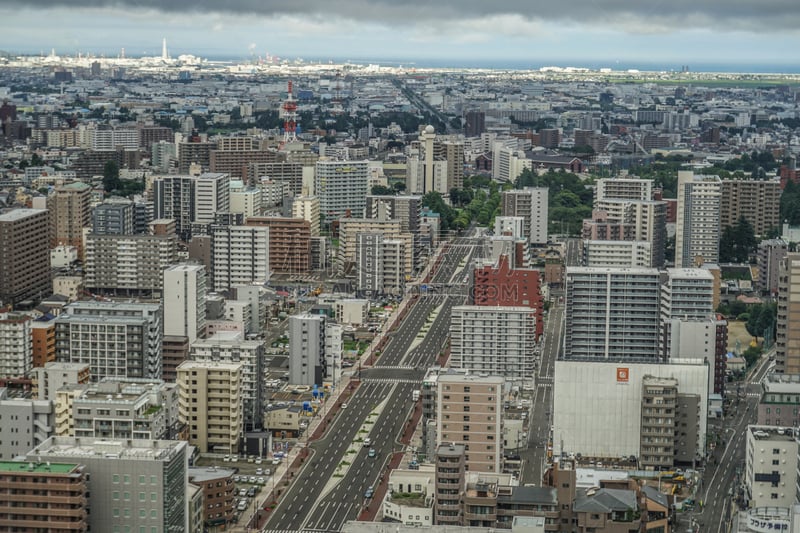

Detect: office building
[553,359,709,463]
[71,379,181,441]
[471,255,543,339]
[189,333,263,431]
[675,171,721,268]
[493,216,526,239]
[246,217,311,274]
[161,336,190,384]
[777,253,800,374]
[758,239,789,296]
[28,437,188,533]
[0,208,50,306]
[337,217,413,276]
[315,159,369,220]
[55,301,163,380]
[464,110,486,137]
[501,188,548,245]
[152,173,230,241]
[720,178,781,236]
[356,233,384,296]
[0,460,88,531]
[210,225,269,292]
[84,222,178,295]
[450,306,537,379]
[48,181,92,257]
[194,172,231,225]
[638,376,700,468]
[434,140,465,190]
[436,374,504,473]
[247,162,304,194]
[292,195,321,236]
[745,426,798,510]
[228,182,262,217]
[163,264,207,344]
[177,360,243,454]
[0,312,32,378]
[564,267,662,361]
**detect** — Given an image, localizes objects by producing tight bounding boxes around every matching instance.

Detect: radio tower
[282,80,298,144]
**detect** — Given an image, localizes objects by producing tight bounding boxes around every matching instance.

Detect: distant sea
[204,55,800,75]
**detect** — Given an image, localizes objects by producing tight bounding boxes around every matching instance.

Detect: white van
[237,500,248,511]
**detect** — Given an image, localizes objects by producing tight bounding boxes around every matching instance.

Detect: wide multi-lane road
[262,238,481,532]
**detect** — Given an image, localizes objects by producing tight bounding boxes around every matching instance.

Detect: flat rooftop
[0,461,78,474]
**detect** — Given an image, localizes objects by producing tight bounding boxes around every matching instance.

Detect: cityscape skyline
[2,1,800,70]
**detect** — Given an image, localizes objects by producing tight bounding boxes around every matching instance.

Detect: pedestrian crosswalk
[362,377,421,384]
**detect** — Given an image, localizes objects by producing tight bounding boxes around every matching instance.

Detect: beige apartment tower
[0,209,50,306]
[177,360,243,454]
[436,373,504,473]
[776,253,800,374]
[48,181,92,258]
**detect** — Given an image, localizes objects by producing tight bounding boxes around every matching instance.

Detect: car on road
[368,448,376,458]
[233,475,241,483]
[364,487,374,499]
[247,487,257,497]
[341,403,348,409]
[363,438,372,447]
[272,458,281,465]
[239,488,248,497]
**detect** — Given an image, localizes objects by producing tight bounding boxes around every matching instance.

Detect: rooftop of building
[176,360,243,371]
[748,425,797,442]
[437,443,466,457]
[665,268,714,280]
[566,266,660,275]
[187,466,235,482]
[0,461,79,474]
[165,263,204,272]
[498,485,558,505]
[437,372,505,385]
[58,181,91,191]
[31,437,186,461]
[0,208,48,221]
[573,487,637,514]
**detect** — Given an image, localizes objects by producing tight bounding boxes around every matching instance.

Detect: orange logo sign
[617,368,629,382]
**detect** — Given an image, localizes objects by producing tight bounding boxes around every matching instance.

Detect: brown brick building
[0,209,51,306]
[246,217,311,274]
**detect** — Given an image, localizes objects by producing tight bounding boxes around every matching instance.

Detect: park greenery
[719,216,757,263]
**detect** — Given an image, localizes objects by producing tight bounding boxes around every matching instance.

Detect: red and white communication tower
[282,80,298,143]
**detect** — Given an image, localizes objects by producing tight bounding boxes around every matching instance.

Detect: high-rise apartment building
[660,268,715,324]
[450,306,537,379]
[464,110,486,137]
[594,177,652,204]
[0,312,32,378]
[745,426,798,510]
[177,360,243,454]
[434,443,465,526]
[356,233,384,296]
[55,301,163,380]
[675,171,721,268]
[28,437,188,533]
[288,314,342,387]
[436,374,504,473]
[758,239,789,296]
[582,240,653,268]
[163,265,207,344]
[48,181,92,257]
[292,195,321,236]
[720,178,781,236]
[0,460,88,531]
[33,361,91,402]
[337,217,413,275]
[776,253,800,374]
[564,267,662,361]
[501,188,549,245]
[210,225,269,292]
[0,208,50,306]
[152,173,230,241]
[84,224,177,295]
[92,198,136,235]
[189,334,263,431]
[314,159,369,220]
[194,172,230,225]
[246,217,311,274]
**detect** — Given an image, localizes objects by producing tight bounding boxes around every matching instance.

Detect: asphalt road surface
[262,238,480,532]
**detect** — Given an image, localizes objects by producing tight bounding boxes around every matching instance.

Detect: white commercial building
[595,177,652,204]
[745,426,798,511]
[163,264,207,344]
[450,306,537,379]
[675,171,721,268]
[553,359,709,461]
[0,313,32,378]
[292,195,321,236]
[288,314,342,387]
[501,187,549,245]
[494,216,526,239]
[194,172,231,225]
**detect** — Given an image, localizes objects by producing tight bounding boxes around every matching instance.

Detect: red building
[714,314,728,396]
[472,254,543,339]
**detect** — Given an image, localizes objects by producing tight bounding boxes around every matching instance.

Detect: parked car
[256,468,263,476]
[248,476,257,484]
[257,477,266,485]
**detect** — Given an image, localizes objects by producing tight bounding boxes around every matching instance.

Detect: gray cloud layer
[3,0,800,33]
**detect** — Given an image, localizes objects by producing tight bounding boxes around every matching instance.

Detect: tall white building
[675,171,721,268]
[564,267,662,361]
[163,264,207,344]
[0,313,32,378]
[595,177,652,204]
[582,240,653,268]
[494,216,526,239]
[210,225,269,292]
[314,160,369,221]
[194,172,231,225]
[450,306,537,379]
[501,187,549,245]
[292,195,321,236]
[745,426,798,511]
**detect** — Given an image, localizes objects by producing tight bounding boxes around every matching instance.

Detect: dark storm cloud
[4,0,800,33]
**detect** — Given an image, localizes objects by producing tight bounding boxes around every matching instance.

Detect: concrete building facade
[675,171,721,268]
[0,208,51,306]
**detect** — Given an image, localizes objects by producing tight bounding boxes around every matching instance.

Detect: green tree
[30,153,44,167]
[370,185,395,196]
[103,161,120,192]
[720,216,757,263]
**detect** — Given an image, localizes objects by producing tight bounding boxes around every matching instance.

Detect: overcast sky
[2,1,799,69]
